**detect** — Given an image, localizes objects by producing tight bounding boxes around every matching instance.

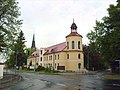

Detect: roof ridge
[46,42,66,48]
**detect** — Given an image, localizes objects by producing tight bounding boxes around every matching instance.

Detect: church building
[27,20,84,72]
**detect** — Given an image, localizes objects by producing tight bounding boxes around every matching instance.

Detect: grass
[17,69,60,75]
[103,75,120,80]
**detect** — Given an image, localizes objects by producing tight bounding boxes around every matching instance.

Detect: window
[67,42,69,49]
[41,50,42,54]
[72,41,75,49]
[58,54,59,59]
[78,54,80,59]
[55,55,56,60]
[67,54,69,59]
[51,56,52,60]
[78,41,80,49]
[55,63,56,68]
[40,57,42,61]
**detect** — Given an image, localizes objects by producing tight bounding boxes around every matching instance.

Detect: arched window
[78,54,80,59]
[67,42,69,49]
[72,41,74,49]
[78,41,80,49]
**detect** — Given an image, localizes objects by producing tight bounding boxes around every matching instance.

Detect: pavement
[0,74,22,89]
[0,71,96,89]
[1,71,120,90]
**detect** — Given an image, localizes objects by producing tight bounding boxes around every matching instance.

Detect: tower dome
[70,19,77,32]
[70,22,77,30]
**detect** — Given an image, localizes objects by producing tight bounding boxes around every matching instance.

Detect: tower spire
[31,34,36,49]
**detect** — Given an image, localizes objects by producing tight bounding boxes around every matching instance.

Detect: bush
[45,66,51,72]
[36,65,45,71]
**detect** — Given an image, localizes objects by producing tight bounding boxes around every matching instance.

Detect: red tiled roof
[44,42,66,55]
[28,49,39,58]
[66,32,83,38]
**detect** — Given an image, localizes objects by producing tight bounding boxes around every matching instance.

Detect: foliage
[0,0,22,60]
[7,30,27,68]
[87,1,120,69]
[26,48,36,56]
[36,65,45,71]
[29,61,32,66]
[45,66,52,72]
[83,45,105,70]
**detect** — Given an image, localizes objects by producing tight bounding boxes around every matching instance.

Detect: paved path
[1,72,120,90]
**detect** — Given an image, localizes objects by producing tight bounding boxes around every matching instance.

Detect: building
[27,48,45,69]
[27,21,84,72]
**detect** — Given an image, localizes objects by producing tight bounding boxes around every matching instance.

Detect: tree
[87,1,120,68]
[0,0,22,58]
[7,30,26,68]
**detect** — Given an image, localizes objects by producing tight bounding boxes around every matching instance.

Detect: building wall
[27,57,39,68]
[66,35,83,51]
[39,48,45,66]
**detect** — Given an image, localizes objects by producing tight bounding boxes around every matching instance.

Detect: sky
[17,0,116,48]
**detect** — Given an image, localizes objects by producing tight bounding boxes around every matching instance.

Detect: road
[1,72,120,90]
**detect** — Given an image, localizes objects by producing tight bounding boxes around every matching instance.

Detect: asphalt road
[1,72,120,90]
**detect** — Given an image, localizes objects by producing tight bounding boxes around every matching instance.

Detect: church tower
[65,20,84,72]
[31,34,36,49]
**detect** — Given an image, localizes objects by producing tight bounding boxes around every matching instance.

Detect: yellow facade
[27,21,85,72]
[43,21,84,72]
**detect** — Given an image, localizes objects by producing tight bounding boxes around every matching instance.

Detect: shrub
[36,65,45,71]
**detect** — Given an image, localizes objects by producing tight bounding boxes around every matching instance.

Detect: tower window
[41,50,42,54]
[78,54,80,59]
[40,57,42,61]
[78,41,80,49]
[67,54,69,59]
[72,41,75,49]
[67,42,69,49]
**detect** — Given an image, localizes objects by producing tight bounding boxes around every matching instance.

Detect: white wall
[0,64,4,79]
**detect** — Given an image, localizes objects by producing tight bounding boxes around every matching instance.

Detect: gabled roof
[44,42,66,55]
[28,49,39,58]
[66,32,83,38]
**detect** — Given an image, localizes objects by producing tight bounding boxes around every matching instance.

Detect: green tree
[0,0,22,58]
[7,30,26,68]
[87,1,120,68]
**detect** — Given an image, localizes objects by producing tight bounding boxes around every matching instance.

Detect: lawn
[103,75,120,80]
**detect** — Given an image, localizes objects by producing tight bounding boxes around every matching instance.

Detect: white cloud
[17,0,116,48]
